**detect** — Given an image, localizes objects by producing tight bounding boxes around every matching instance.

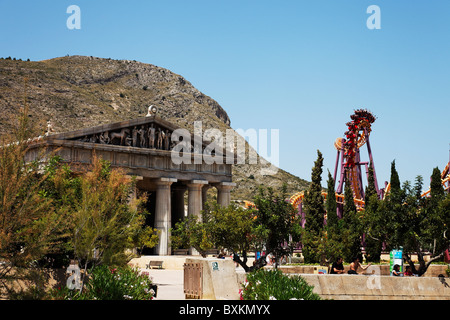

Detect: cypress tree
[325,171,343,262]
[302,150,326,263]
[326,170,337,228]
[364,162,377,206]
[385,159,406,250]
[430,167,444,201]
[389,160,402,200]
[363,164,382,262]
[303,150,326,235]
[341,179,361,262]
[414,175,424,200]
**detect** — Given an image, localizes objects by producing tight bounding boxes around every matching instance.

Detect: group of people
[330,256,416,276]
[392,264,415,276]
[330,256,371,275]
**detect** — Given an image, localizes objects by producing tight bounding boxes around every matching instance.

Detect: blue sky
[1,1,449,190]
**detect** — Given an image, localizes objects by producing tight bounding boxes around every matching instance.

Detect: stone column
[154,177,177,255]
[187,180,209,219]
[216,182,236,207]
[186,180,208,256]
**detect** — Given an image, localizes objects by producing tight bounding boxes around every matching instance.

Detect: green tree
[403,167,448,276]
[70,157,154,275]
[326,171,338,228]
[302,150,326,263]
[0,106,61,298]
[363,163,382,262]
[171,185,301,271]
[171,202,256,268]
[206,202,256,270]
[323,171,343,264]
[252,185,301,268]
[384,160,407,250]
[381,165,449,276]
[340,179,362,262]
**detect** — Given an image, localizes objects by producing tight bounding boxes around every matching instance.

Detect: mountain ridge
[0,55,310,200]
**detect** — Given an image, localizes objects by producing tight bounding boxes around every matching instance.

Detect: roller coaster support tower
[333,109,382,217]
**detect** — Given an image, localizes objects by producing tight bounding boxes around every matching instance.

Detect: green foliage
[0,106,64,300]
[303,150,326,236]
[302,150,326,263]
[204,202,256,255]
[326,171,337,228]
[68,156,154,268]
[323,171,343,263]
[253,185,301,267]
[340,181,362,262]
[171,185,300,271]
[171,213,214,257]
[241,269,321,300]
[171,202,258,268]
[51,265,155,300]
[362,164,382,262]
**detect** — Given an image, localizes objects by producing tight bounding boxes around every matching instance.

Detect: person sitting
[348,256,372,274]
[392,264,403,276]
[330,257,345,274]
[404,265,413,276]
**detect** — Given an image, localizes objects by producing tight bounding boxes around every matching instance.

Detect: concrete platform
[145,269,185,300]
[129,256,450,300]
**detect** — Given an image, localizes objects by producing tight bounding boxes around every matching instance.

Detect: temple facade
[25,113,235,255]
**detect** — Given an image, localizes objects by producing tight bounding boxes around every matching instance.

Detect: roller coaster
[288,109,450,222]
[241,109,450,225]
[289,109,380,221]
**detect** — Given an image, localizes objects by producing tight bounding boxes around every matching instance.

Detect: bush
[51,265,155,300]
[240,269,321,300]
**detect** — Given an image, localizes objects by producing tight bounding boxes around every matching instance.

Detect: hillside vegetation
[0,55,310,200]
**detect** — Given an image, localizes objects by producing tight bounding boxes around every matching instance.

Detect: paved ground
[146,269,185,300]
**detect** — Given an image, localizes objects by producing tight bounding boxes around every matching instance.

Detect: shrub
[240,269,321,300]
[52,265,155,300]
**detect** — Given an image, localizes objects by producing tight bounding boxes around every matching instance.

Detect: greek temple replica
[24,107,235,256]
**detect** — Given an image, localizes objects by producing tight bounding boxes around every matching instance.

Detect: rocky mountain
[0,55,310,200]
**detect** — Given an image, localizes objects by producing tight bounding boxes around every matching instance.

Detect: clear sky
[1,0,449,190]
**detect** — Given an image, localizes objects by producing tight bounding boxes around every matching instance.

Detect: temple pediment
[26,114,234,184]
[48,115,183,151]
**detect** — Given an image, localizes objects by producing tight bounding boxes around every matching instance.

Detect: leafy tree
[171,202,256,267]
[380,164,449,276]
[401,167,448,276]
[171,184,301,271]
[69,157,154,274]
[0,106,61,298]
[252,185,301,269]
[207,202,256,270]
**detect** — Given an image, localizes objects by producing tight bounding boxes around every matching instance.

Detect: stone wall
[277,264,449,277]
[235,267,450,300]
[300,274,450,300]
